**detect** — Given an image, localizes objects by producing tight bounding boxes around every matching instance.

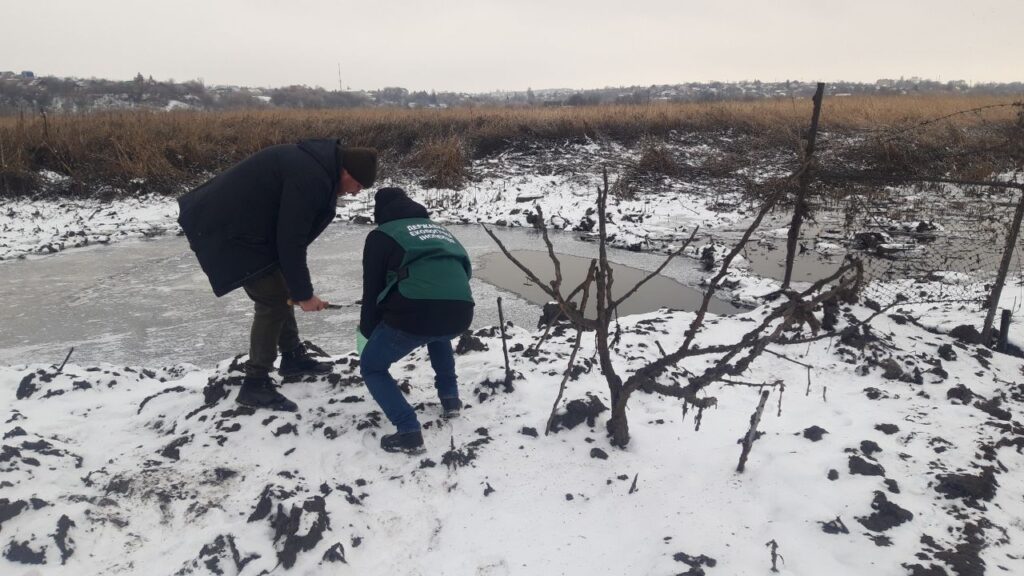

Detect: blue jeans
[359,323,460,433]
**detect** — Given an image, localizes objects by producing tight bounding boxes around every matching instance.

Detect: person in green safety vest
[357,187,474,453]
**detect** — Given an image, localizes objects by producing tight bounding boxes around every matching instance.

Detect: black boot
[380,430,425,454]
[236,376,298,412]
[279,344,332,378]
[440,397,463,419]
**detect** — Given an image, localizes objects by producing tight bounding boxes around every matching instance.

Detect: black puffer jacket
[359,193,475,337]
[177,139,341,299]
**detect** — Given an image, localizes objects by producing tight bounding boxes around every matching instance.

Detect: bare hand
[298,295,328,312]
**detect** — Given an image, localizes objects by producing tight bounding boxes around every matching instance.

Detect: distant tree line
[0,71,1021,115]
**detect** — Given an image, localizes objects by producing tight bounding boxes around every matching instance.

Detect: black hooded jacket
[359,194,475,337]
[177,139,341,300]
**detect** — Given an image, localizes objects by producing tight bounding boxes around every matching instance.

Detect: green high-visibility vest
[374,218,474,305]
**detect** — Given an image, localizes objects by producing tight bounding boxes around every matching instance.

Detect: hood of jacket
[374,188,429,224]
[297,138,342,190]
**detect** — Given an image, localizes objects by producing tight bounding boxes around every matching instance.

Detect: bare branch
[482,224,557,301]
[681,192,783,348]
[545,263,596,435]
[56,347,75,374]
[689,265,861,389]
[482,224,597,330]
[533,205,563,294]
[625,194,786,390]
[593,167,626,411]
[605,264,615,316]
[609,226,700,313]
[528,312,559,356]
[545,327,585,436]
[737,390,771,473]
[624,257,860,411]
[720,378,783,388]
[762,348,814,369]
[529,263,599,355]
[633,379,717,409]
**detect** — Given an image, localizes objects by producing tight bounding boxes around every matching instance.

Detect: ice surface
[0,224,725,369]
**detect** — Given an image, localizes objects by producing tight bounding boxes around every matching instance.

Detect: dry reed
[0,95,1019,197]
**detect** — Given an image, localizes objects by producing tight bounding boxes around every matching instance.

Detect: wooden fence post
[782,82,826,290]
[982,188,1024,345]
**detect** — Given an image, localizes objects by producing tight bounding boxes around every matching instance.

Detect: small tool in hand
[286,299,353,310]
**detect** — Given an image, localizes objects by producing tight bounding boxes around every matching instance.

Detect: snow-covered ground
[2,294,1023,575]
[2,144,1024,575]
[0,195,180,261]
[0,173,744,264]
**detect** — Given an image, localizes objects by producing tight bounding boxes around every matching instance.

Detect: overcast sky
[4,0,1021,92]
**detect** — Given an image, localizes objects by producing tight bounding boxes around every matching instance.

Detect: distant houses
[0,73,1020,114]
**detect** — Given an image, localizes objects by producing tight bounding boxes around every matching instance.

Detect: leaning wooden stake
[736,390,771,473]
[496,297,514,389]
[983,185,1024,344]
[56,347,75,374]
[782,81,826,290]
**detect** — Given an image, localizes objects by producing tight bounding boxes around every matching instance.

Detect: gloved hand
[356,330,368,356]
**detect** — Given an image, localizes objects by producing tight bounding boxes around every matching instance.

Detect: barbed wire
[805,98,1022,310]
[863,101,1021,141]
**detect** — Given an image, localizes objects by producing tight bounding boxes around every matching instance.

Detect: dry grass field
[0,95,1019,196]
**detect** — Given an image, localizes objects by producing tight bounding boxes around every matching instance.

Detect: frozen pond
[0,224,726,368]
[476,250,741,317]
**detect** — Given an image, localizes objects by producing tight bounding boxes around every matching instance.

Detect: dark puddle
[741,238,846,283]
[477,250,743,317]
[723,212,1018,284]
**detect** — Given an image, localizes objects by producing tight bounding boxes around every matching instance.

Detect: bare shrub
[408,135,468,189]
[699,151,746,177]
[635,137,679,177]
[611,137,681,199]
[485,170,864,449]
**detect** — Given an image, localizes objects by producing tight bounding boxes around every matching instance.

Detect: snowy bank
[2,300,1023,575]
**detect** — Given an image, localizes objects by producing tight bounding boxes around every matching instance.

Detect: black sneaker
[380,430,425,454]
[440,397,463,419]
[236,376,298,412]
[279,345,332,378]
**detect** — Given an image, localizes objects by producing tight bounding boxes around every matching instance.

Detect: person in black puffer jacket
[177,139,377,412]
[357,187,474,453]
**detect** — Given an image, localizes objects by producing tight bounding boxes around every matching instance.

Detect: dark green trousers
[242,269,301,376]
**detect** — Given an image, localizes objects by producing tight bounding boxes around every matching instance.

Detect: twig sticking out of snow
[496,297,514,389]
[736,390,771,473]
[765,539,784,573]
[654,340,667,356]
[56,346,74,374]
